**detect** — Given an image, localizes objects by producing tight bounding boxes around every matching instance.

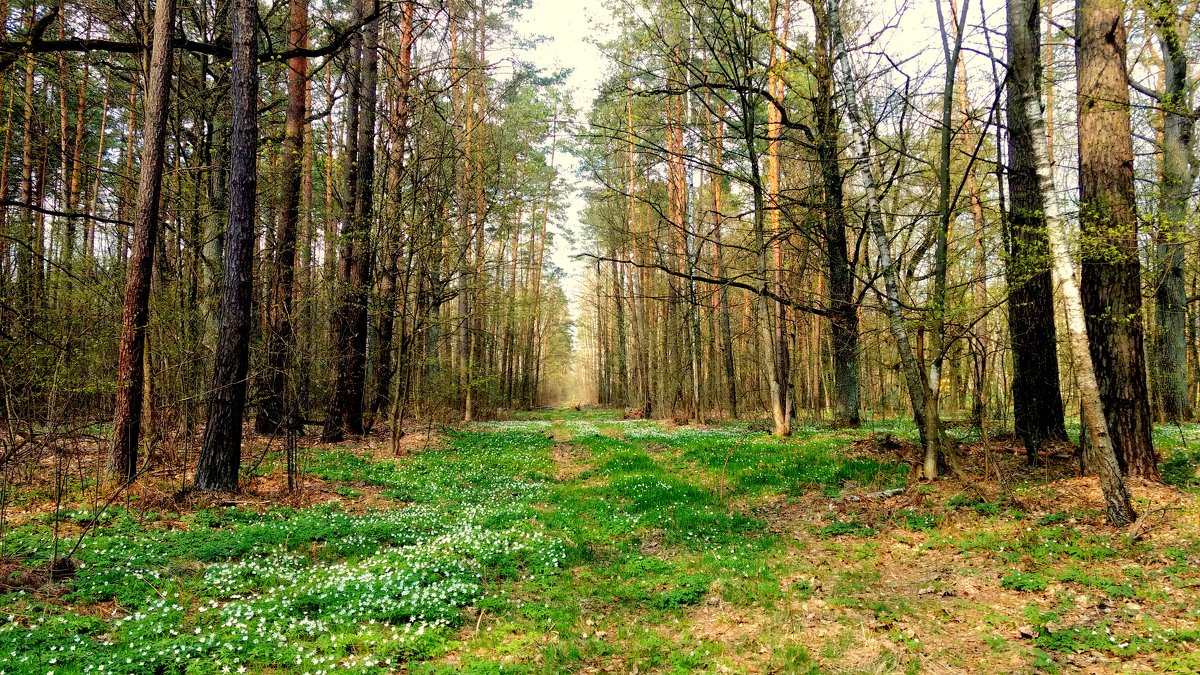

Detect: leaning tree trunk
[109,0,176,482]
[827,0,941,471]
[1076,0,1158,479]
[1009,3,1135,524]
[195,0,258,492]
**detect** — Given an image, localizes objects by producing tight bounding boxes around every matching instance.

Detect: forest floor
[2,410,1200,674]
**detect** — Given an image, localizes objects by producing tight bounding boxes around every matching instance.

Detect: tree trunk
[813,1,859,428]
[256,0,308,434]
[195,0,258,491]
[827,0,940,468]
[1150,1,1195,423]
[15,18,36,317]
[109,0,176,482]
[1076,0,1158,479]
[324,0,376,439]
[1005,0,1068,460]
[712,156,738,419]
[371,0,416,426]
[1009,1,1135,524]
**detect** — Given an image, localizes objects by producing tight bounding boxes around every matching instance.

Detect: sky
[516,0,614,327]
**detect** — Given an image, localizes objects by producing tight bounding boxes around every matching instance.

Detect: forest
[1,0,1200,671]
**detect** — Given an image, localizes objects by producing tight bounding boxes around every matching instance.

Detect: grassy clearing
[2,411,1200,673]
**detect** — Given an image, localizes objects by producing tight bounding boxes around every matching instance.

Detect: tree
[324,0,378,440]
[1009,0,1135,524]
[1146,0,1195,423]
[1005,0,1068,461]
[812,0,859,428]
[826,0,945,476]
[1076,0,1158,479]
[195,0,259,491]
[257,0,310,435]
[109,0,177,481]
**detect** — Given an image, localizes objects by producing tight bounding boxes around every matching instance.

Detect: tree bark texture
[1076,0,1159,479]
[195,0,258,491]
[109,0,176,481]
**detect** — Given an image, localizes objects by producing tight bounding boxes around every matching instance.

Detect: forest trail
[3,411,1200,673]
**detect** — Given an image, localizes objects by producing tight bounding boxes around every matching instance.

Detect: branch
[0,7,382,72]
[1128,75,1163,102]
[0,8,60,73]
[581,252,831,318]
[0,199,131,226]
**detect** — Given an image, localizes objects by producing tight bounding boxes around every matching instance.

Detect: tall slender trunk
[767,0,791,431]
[196,0,258,491]
[626,78,653,417]
[256,0,309,434]
[948,0,990,429]
[15,15,36,316]
[109,0,176,482]
[85,73,111,258]
[710,106,738,419]
[828,0,940,467]
[324,0,377,439]
[923,0,971,477]
[373,0,416,425]
[1150,1,1195,423]
[813,1,859,428]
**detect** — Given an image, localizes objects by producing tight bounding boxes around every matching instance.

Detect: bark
[813,1,859,428]
[627,78,653,416]
[1009,1,1135,524]
[1076,0,1158,479]
[1005,0,1068,458]
[15,17,35,315]
[109,0,176,481]
[85,73,111,257]
[0,78,10,307]
[766,0,790,433]
[611,252,630,405]
[372,0,416,426]
[924,0,971,478]
[710,110,738,419]
[256,0,308,434]
[948,0,990,429]
[1150,1,1195,423]
[324,0,376,439]
[202,0,232,339]
[195,0,258,492]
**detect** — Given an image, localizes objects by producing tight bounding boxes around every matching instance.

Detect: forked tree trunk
[109,0,176,482]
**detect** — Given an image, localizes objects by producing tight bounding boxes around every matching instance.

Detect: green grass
[4,411,1199,673]
[0,430,564,673]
